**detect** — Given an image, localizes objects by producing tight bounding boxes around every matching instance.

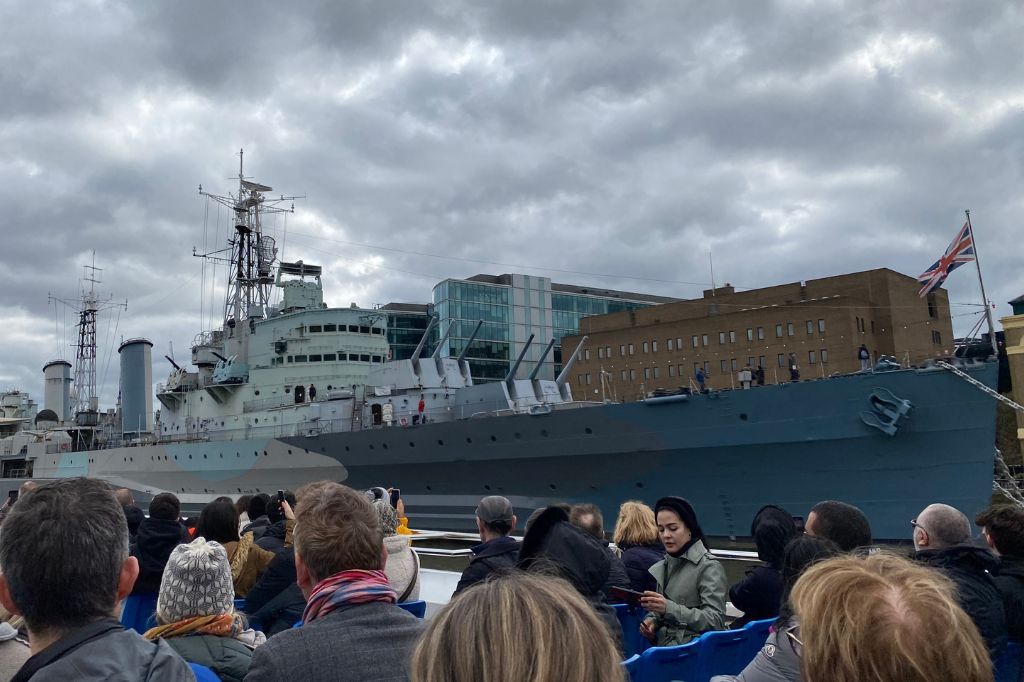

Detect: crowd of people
[0,476,1021,682]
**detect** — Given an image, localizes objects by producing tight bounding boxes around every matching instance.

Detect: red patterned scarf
[302,569,396,625]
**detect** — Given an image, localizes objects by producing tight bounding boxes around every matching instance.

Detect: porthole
[540,429,549,437]
[263,450,268,456]
[514,432,521,439]
[382,443,389,450]
[426,485,432,491]
[739,413,748,421]
[345,446,351,452]
[287,450,292,455]
[549,484,557,490]
[584,427,593,434]
[466,437,472,444]
[369,444,375,450]
[437,439,444,446]
[408,442,415,448]
[490,435,497,442]
[636,482,645,488]
[484,484,491,491]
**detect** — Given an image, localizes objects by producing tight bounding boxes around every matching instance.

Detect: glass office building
[431,274,673,381]
[381,303,436,361]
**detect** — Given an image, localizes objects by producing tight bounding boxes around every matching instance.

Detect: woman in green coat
[640,496,727,646]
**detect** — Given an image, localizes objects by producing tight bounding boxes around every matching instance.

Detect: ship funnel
[431,322,453,359]
[410,316,438,363]
[556,336,589,387]
[528,339,557,380]
[504,334,535,383]
[118,338,154,437]
[42,360,73,423]
[456,320,484,363]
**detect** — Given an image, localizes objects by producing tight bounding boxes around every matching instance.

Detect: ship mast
[197,150,302,362]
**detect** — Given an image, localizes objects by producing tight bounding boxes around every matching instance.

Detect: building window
[787,322,794,337]
[818,319,826,333]
[667,339,674,351]
[598,348,604,359]
[720,360,727,373]
[777,354,785,367]
[629,369,636,380]
[669,365,676,377]
[643,341,649,353]
[719,332,726,345]
[620,345,626,357]
[806,320,814,335]
[871,320,875,334]
[693,363,701,376]
[775,324,783,338]
[746,328,753,341]
[747,356,755,367]
[808,350,817,365]
[653,367,660,379]
[932,330,942,344]
[730,358,738,371]
[692,335,699,348]
[605,346,611,357]
[585,349,591,360]
[578,375,585,385]
[676,338,682,349]
[643,367,651,380]
[758,355,766,368]
[620,370,627,381]
[757,327,765,340]
[704,361,710,375]
[652,340,658,352]
[586,374,592,385]
[729,331,736,343]
[702,335,709,347]
[821,349,828,363]
[628,344,635,355]
[927,293,938,318]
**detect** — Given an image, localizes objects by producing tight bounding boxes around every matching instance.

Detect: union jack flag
[917,221,975,297]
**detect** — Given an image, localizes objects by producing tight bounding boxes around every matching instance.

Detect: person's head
[569,503,605,541]
[805,500,872,551]
[123,504,144,537]
[266,491,297,525]
[0,478,138,638]
[195,498,240,545]
[791,552,992,682]
[524,502,570,533]
[474,496,516,540]
[751,505,799,569]
[114,487,135,508]
[156,538,235,625]
[148,492,181,522]
[234,495,252,518]
[18,481,37,499]
[247,493,270,520]
[975,503,1024,557]
[612,500,659,547]
[777,534,840,624]
[411,572,624,682]
[654,497,706,555]
[293,482,383,596]
[373,498,399,537]
[913,503,971,551]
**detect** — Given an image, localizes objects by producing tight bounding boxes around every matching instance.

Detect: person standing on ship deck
[858,344,870,371]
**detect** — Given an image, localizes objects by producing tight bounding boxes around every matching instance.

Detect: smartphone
[608,586,644,606]
[389,488,401,509]
[277,490,285,503]
[6,490,17,504]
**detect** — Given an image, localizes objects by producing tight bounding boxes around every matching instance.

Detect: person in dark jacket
[131,493,191,595]
[976,503,1024,641]
[124,504,145,544]
[244,482,423,682]
[517,505,623,650]
[805,499,872,552]
[729,505,798,628]
[240,493,271,539]
[913,503,1007,659]
[453,496,519,595]
[570,503,631,602]
[0,478,192,681]
[612,500,663,593]
[255,491,296,554]
[244,547,305,635]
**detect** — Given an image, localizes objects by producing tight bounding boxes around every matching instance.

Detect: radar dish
[241,180,273,193]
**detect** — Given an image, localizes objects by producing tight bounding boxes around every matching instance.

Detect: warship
[0,159,1002,540]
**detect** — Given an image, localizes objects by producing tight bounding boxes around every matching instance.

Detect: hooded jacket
[619,542,664,593]
[254,520,288,554]
[131,518,191,595]
[993,554,1024,641]
[646,539,727,646]
[518,506,623,649]
[245,548,305,636]
[730,506,796,627]
[915,544,1007,659]
[10,619,193,682]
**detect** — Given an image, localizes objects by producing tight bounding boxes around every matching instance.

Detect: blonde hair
[612,500,658,546]
[791,551,993,682]
[293,481,382,582]
[411,572,624,682]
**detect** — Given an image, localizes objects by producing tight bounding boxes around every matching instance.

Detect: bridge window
[323,353,337,361]
[309,355,322,362]
[294,355,308,362]
[323,324,337,332]
[309,325,322,333]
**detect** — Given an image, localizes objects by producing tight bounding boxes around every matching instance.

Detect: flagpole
[964,209,998,357]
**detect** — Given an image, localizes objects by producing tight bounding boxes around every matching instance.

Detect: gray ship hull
[283,363,999,540]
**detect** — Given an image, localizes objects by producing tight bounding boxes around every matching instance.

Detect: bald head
[915,504,971,550]
[18,481,37,497]
[114,488,135,508]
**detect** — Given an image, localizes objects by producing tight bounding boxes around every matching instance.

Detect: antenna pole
[965,210,997,357]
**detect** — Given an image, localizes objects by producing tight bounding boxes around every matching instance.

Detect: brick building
[1001,294,1024,451]
[562,268,955,401]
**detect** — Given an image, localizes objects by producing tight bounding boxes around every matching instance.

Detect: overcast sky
[1,1,1022,406]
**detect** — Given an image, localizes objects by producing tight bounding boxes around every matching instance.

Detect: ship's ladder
[935,361,1024,414]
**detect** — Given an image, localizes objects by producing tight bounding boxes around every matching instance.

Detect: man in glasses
[912,503,1007,660]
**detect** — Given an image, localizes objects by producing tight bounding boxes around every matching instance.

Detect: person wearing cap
[453,496,519,595]
[144,538,265,681]
[639,496,726,646]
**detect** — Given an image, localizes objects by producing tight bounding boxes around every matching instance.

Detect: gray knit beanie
[156,537,234,624]
[373,499,398,536]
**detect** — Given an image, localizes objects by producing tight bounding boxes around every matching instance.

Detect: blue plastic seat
[120,593,158,634]
[698,626,756,679]
[622,653,642,682]
[636,637,704,682]
[994,641,1023,682]
[397,600,427,618]
[189,662,220,681]
[614,604,651,659]
[735,619,775,671]
[233,597,247,612]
